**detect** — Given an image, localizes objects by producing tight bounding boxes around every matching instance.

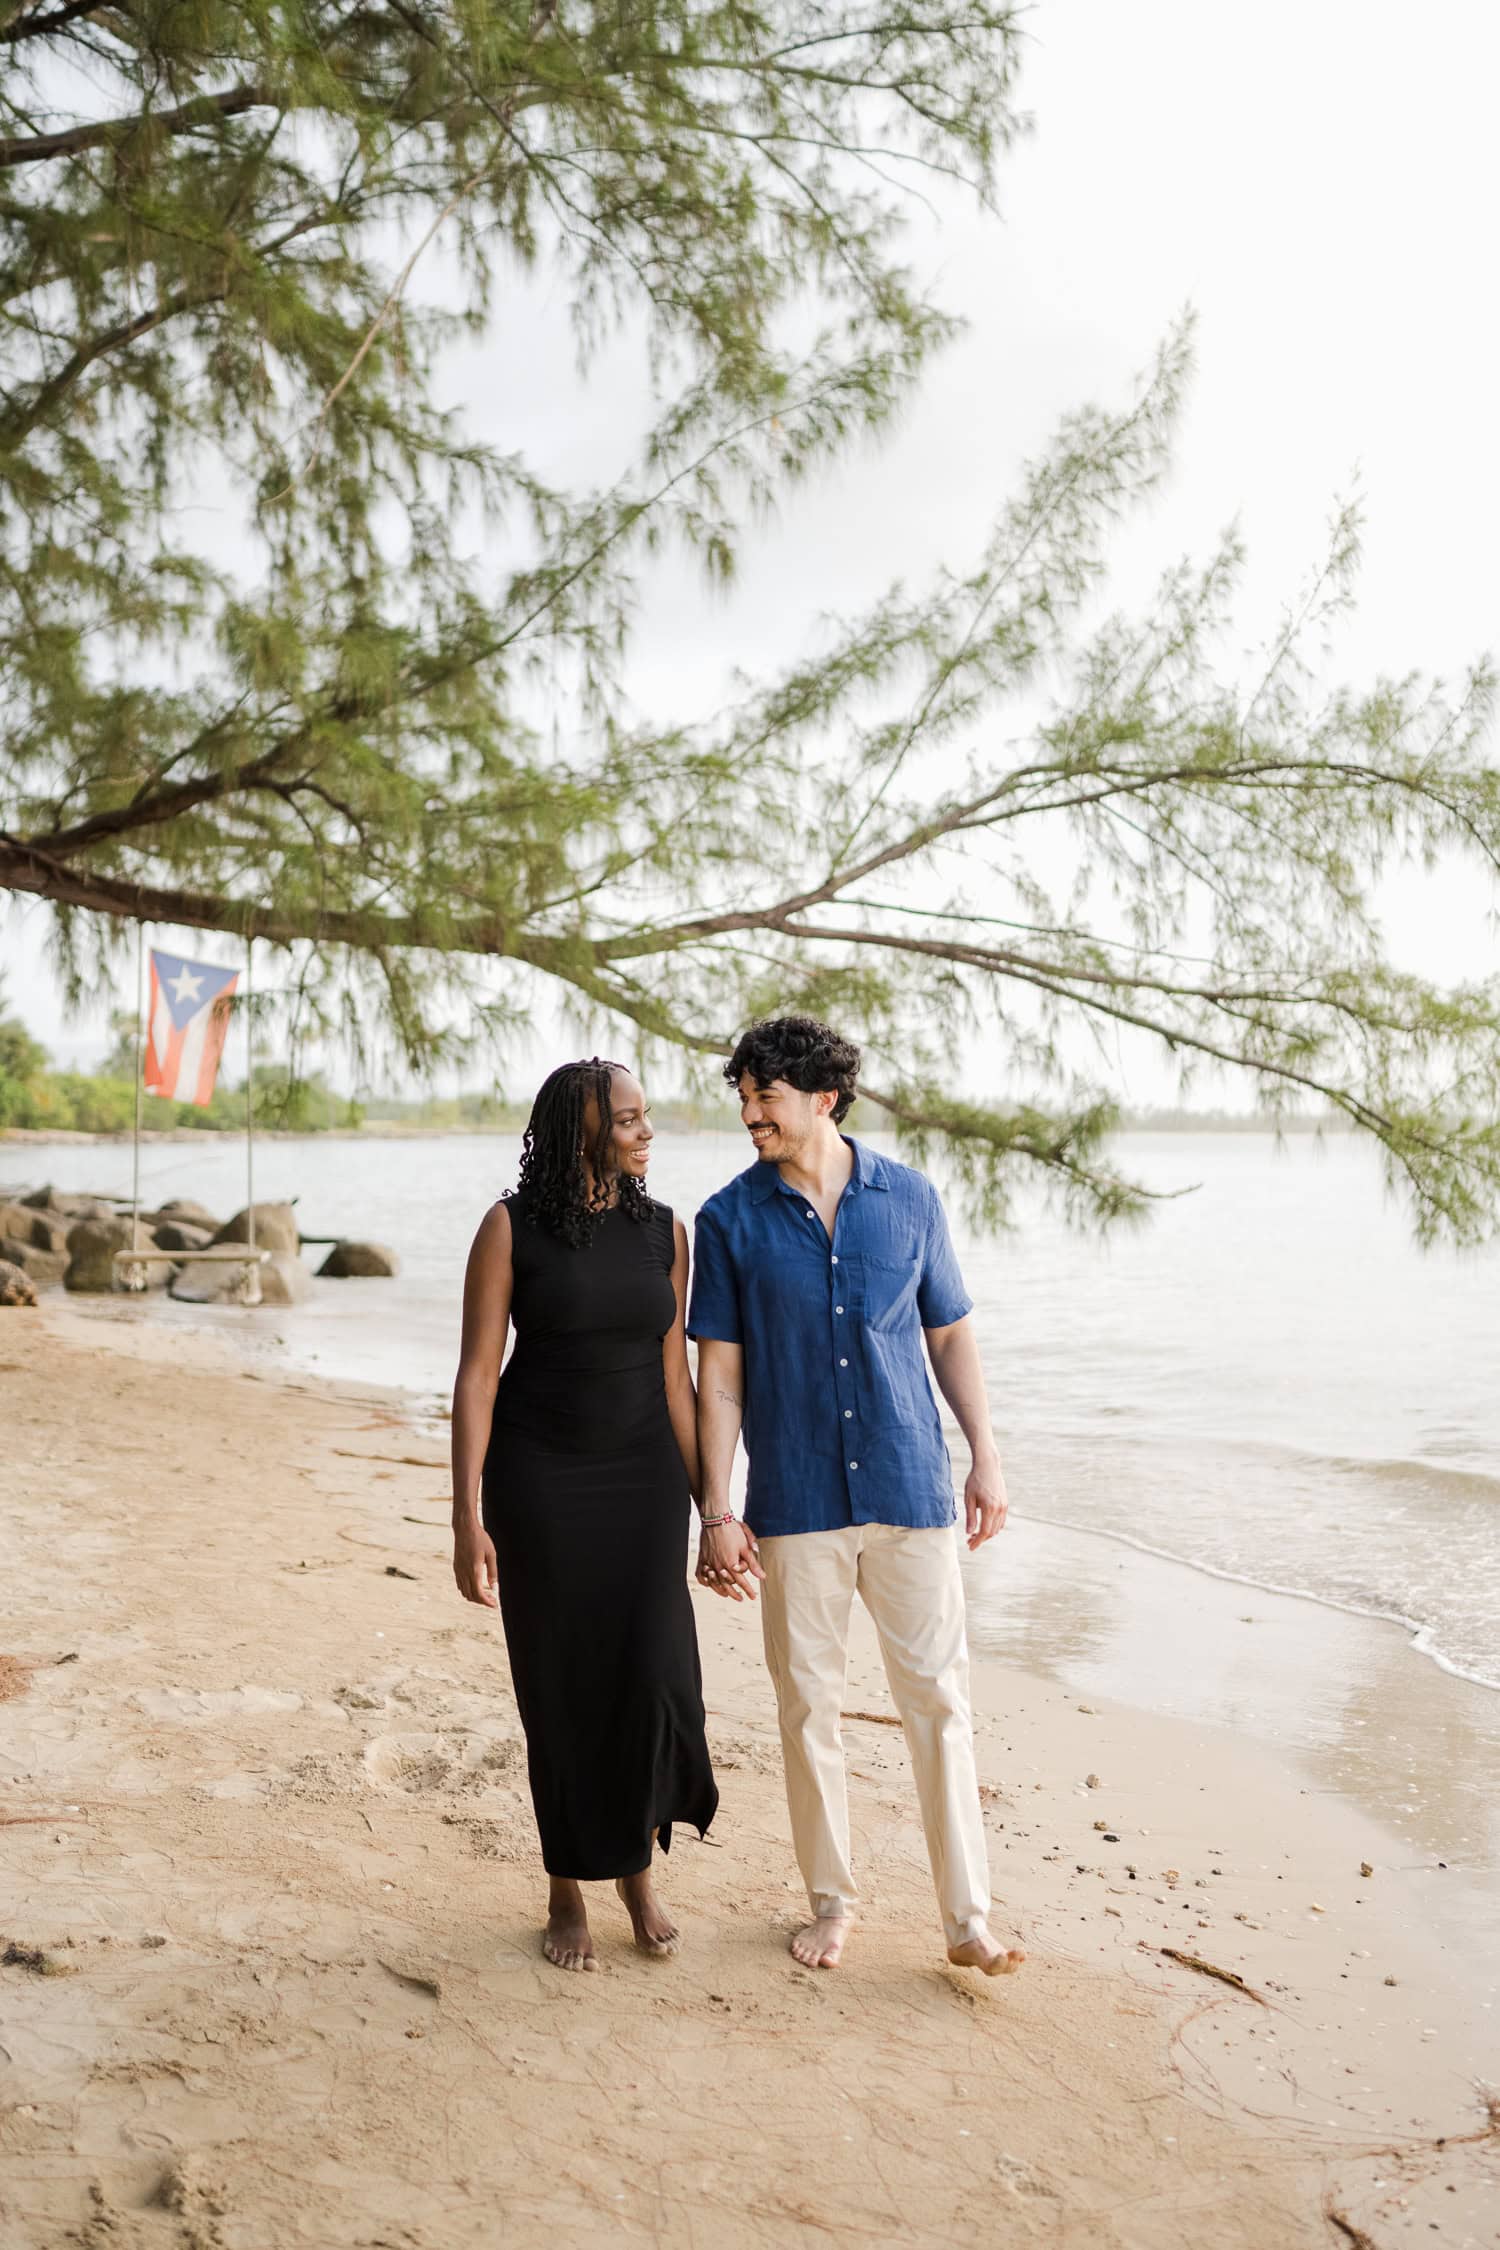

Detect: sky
[6,0,1497,1091]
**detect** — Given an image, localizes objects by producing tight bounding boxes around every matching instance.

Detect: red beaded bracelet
[700,1511,737,1529]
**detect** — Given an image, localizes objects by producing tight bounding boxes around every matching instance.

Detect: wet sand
[1,1304,1496,2247]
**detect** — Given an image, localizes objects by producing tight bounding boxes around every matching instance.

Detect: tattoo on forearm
[714,1386,742,1408]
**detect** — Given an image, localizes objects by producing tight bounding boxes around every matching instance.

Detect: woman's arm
[450,1200,513,1608]
[663,1215,701,1506]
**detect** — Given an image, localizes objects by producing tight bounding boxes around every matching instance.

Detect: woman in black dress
[450,1058,718,1970]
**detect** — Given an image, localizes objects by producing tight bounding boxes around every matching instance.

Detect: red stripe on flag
[192,996,234,1107]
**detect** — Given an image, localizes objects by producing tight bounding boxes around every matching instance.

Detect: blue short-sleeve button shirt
[688,1137,973,1537]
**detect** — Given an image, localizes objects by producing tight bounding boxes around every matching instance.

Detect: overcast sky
[7,0,1497,1088]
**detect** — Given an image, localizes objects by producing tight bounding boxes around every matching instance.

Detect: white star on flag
[168,964,204,1005]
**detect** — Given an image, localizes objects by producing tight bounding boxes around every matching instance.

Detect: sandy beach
[2,1302,1496,2249]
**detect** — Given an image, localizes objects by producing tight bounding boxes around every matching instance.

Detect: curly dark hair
[511,1058,655,1247]
[724,1015,861,1124]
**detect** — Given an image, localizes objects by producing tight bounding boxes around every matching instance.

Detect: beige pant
[758,1521,992,1948]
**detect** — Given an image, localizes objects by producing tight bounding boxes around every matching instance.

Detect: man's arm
[694,1338,765,1600]
[924,1314,1008,1552]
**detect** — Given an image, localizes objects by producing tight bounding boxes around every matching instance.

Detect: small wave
[1316,1453,1500,1506]
[1034,1425,1500,1509]
[1010,1505,1500,1696]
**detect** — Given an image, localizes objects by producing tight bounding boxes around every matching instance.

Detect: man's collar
[848,1135,888,1190]
[746,1157,781,1200]
[745,1133,887,1200]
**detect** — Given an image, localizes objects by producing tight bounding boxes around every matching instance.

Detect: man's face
[737,1073,832,1161]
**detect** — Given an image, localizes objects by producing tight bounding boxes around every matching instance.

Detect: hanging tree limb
[2,2,1497,1237]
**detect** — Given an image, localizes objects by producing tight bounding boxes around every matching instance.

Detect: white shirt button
[844,1409,852,1419]
[849,1460,859,1471]
[805,1208,814,1218]
[835,1304,844,1315]
[831,1254,839,1264]
[839,1357,848,1367]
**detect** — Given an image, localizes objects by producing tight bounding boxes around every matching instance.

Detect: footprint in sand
[362,1731,519,1797]
[995,2153,1059,2200]
[331,1678,400,1713]
[331,1671,509,1727]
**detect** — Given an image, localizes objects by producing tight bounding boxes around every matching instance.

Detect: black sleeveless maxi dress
[482,1197,718,1879]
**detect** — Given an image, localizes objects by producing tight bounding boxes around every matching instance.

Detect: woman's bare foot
[947,1927,1026,1977]
[790,1915,850,1969]
[615,1872,680,1957]
[543,1879,597,1972]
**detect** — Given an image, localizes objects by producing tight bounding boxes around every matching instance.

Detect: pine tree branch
[0,287,223,448]
[0,1,111,45]
[0,86,277,169]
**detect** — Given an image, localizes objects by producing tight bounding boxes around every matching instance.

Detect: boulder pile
[0,1185,399,1306]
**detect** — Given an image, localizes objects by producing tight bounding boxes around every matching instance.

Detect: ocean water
[8,1127,1500,1693]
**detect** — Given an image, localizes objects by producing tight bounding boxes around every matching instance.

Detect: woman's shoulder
[642,1197,680,1261]
[467,1195,516,1272]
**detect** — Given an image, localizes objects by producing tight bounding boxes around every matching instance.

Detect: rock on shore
[151,1197,222,1232]
[169,1249,314,1305]
[65,1215,170,1292]
[0,1188,395,1304]
[152,1220,216,1253]
[317,1240,400,1277]
[0,1255,37,1305]
[211,1202,302,1256]
[0,1201,70,1285]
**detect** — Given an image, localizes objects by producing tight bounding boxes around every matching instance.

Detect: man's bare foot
[947,1928,1026,1977]
[615,1872,680,1957]
[543,1879,597,1972]
[790,1915,850,1969]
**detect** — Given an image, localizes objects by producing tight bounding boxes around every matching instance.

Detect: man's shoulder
[856,1140,938,1206]
[695,1164,763,1227]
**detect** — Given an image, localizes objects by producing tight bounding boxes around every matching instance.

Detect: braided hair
[511,1058,655,1247]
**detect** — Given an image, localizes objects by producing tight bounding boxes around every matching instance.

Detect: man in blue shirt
[690,1015,1025,1978]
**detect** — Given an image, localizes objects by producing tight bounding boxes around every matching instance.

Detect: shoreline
[1014,1496,1500,1696]
[3,1299,1496,2244]
[45,1286,1500,1709]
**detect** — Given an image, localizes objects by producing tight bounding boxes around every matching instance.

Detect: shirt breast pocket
[860,1248,922,1331]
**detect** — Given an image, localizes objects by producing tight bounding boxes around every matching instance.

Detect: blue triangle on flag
[151,949,240,1032]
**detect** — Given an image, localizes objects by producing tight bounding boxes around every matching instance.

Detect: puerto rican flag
[143,949,240,1107]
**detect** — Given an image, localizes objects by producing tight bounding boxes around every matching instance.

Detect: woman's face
[587,1068,653,1185]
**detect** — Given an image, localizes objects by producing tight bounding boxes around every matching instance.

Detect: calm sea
[8,1128,1500,1693]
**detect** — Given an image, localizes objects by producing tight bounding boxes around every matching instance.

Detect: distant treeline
[359,1092,745,1131]
[3,994,1344,1139]
[0,995,362,1133]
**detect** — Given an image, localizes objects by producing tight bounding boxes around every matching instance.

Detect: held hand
[963,1456,1009,1552]
[695,1518,765,1601]
[453,1520,499,1608]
